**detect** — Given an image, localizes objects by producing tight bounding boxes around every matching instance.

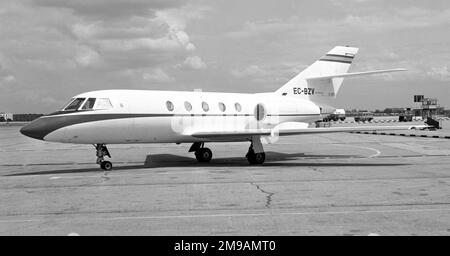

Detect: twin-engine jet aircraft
[20,46,425,170]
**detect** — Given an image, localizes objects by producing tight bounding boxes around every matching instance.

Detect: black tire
[195,148,212,162]
[246,149,265,165]
[253,152,265,164]
[100,161,113,171]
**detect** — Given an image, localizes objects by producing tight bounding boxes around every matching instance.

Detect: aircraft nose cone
[20,118,48,140]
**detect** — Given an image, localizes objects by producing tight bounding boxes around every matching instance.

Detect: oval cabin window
[218,102,226,112]
[202,102,209,112]
[235,103,242,112]
[184,101,192,111]
[166,101,174,111]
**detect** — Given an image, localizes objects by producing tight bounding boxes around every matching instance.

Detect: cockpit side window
[81,98,96,110]
[64,98,85,111]
[94,98,113,110]
[61,98,75,110]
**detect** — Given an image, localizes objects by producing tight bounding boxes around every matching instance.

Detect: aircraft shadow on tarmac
[6,151,408,176]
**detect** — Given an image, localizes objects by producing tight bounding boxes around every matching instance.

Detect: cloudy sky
[0,0,449,113]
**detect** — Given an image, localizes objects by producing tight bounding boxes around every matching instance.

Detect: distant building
[412,98,445,118]
[0,113,13,122]
[12,114,44,122]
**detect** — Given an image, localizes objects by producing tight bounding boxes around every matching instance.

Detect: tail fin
[275,46,405,111]
[276,46,358,103]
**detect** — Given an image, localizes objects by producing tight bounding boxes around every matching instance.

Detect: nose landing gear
[95,144,112,171]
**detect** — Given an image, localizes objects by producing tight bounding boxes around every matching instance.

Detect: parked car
[323,109,346,122]
[354,112,373,122]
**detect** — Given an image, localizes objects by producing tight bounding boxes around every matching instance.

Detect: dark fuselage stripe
[46,113,319,118]
[22,113,320,140]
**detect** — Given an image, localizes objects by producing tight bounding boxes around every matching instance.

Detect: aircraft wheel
[195,148,212,162]
[100,161,113,171]
[253,152,265,164]
[246,150,265,165]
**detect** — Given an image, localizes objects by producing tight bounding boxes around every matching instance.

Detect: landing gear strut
[189,142,212,162]
[246,136,265,165]
[95,144,112,170]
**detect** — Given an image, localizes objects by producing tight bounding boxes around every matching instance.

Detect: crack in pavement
[251,182,275,208]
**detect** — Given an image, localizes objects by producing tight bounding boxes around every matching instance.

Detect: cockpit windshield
[60,97,113,112]
[63,98,85,111]
[81,98,96,110]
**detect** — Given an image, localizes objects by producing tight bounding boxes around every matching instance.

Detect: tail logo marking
[293,87,315,95]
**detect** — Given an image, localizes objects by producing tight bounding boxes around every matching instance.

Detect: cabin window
[235,102,242,112]
[218,102,226,112]
[81,98,96,110]
[95,98,113,110]
[166,101,174,111]
[202,102,209,112]
[184,101,192,111]
[64,98,85,111]
[254,103,266,121]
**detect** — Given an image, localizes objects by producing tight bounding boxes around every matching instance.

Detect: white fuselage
[35,90,322,144]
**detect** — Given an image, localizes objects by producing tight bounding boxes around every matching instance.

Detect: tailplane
[275,46,406,112]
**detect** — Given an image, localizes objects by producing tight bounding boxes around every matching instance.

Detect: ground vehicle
[399,108,413,122]
[0,113,13,122]
[323,109,346,121]
[354,112,373,122]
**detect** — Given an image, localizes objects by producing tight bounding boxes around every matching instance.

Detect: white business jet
[20,46,423,170]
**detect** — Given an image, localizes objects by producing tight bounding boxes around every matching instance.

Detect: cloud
[142,68,174,82]
[427,66,450,81]
[226,6,450,41]
[225,18,295,38]
[33,0,186,19]
[121,68,174,83]
[231,65,266,78]
[0,0,212,112]
[75,45,101,67]
[67,6,204,70]
[95,34,194,52]
[0,75,15,88]
[3,75,15,83]
[179,56,206,69]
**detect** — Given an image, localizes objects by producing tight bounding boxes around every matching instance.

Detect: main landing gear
[189,142,212,162]
[95,144,112,171]
[189,136,266,165]
[246,136,265,165]
[246,146,265,165]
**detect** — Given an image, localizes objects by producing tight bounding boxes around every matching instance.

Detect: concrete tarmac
[0,120,450,235]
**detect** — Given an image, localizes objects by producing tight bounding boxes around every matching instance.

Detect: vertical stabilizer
[275,46,358,109]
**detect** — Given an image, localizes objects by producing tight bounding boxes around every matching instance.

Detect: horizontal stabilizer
[307,69,407,81]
